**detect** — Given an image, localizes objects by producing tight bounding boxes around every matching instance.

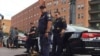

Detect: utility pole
[69,0,76,24]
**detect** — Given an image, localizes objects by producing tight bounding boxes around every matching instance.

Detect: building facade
[89,0,100,29]
[12,0,90,32]
[11,2,40,32]
[0,20,11,33]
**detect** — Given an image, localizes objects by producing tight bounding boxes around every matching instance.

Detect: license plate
[18,41,22,43]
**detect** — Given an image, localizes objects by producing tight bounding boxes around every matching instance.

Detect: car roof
[66,25,92,32]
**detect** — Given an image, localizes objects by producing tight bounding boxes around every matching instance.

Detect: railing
[89,18,100,22]
[89,0,100,4]
[91,0,100,2]
[89,9,100,13]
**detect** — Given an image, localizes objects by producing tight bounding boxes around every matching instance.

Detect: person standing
[9,27,14,48]
[14,27,18,48]
[25,23,39,53]
[38,5,52,56]
[10,27,18,48]
[52,11,67,56]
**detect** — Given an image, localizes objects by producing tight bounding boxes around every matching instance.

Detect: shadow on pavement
[14,54,28,56]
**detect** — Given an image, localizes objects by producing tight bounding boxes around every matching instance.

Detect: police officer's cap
[39,5,46,9]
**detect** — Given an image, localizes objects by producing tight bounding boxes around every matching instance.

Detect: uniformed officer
[26,23,39,53]
[52,11,67,56]
[38,5,52,56]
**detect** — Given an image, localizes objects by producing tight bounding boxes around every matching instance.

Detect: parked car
[3,32,27,48]
[17,32,27,48]
[2,36,8,47]
[63,25,100,56]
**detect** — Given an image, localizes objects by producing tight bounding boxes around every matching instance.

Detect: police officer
[25,23,39,53]
[52,11,67,56]
[38,5,52,56]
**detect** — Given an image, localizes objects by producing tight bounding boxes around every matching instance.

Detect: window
[61,7,66,12]
[78,14,81,19]
[80,4,84,9]
[54,0,59,5]
[78,13,84,19]
[61,0,67,4]
[47,2,52,6]
[54,9,58,13]
[77,4,84,9]
[77,4,81,9]
[81,13,84,18]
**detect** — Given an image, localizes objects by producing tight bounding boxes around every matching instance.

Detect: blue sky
[0,0,38,20]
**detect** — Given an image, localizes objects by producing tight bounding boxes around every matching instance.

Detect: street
[0,47,92,56]
[0,47,27,56]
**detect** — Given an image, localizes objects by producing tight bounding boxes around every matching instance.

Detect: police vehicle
[64,25,100,56]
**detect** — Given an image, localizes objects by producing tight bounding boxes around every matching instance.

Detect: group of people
[38,5,67,56]
[25,5,67,56]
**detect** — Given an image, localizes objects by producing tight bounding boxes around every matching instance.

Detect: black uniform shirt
[53,17,67,33]
[38,12,52,34]
[29,26,37,39]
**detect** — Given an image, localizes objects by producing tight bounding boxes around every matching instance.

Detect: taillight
[82,32,100,38]
[82,33,97,38]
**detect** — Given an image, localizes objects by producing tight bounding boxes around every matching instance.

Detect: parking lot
[0,47,93,56]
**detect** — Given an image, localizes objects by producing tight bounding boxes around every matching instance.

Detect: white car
[17,33,27,47]
[3,33,27,48]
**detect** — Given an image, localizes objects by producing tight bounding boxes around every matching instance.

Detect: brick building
[12,0,90,32]
[39,0,89,27]
[11,1,40,32]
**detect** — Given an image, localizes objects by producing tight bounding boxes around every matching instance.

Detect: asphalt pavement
[0,47,92,56]
[0,47,26,56]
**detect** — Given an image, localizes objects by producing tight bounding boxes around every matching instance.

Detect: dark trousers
[52,33,63,56]
[40,34,51,56]
[26,38,39,52]
[14,38,18,48]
